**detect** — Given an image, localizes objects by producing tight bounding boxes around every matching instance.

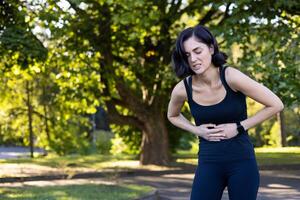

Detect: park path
[120,169,300,200]
[0,146,46,159]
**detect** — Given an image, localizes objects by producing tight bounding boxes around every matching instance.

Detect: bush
[95,130,113,154]
[109,124,141,155]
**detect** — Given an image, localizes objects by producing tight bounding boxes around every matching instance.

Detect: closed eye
[185,47,203,57]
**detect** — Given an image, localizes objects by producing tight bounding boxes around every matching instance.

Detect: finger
[208,128,224,133]
[215,124,226,128]
[208,133,226,137]
[204,124,216,128]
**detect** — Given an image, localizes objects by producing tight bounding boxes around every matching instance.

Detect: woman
[167,25,284,200]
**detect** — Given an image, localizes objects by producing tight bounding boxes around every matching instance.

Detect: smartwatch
[236,121,245,135]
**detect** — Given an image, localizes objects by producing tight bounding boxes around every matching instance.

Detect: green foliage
[223,2,300,107]
[167,104,196,153]
[267,121,282,147]
[0,1,48,66]
[0,0,104,155]
[94,130,113,154]
[0,27,48,63]
[49,117,91,155]
[110,125,141,155]
[110,133,127,155]
[0,0,299,158]
[284,108,300,146]
[248,106,300,148]
[249,117,276,147]
[168,121,192,152]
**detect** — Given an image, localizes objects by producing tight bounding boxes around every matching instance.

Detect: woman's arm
[226,67,284,130]
[167,81,225,141]
[167,81,197,133]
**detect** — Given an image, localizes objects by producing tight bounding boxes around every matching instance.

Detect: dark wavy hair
[171,25,228,78]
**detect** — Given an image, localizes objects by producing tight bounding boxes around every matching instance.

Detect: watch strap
[236,121,245,134]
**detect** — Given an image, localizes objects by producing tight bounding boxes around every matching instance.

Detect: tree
[0,0,47,157]
[1,0,298,164]
[33,0,299,164]
[1,0,97,155]
[218,1,300,146]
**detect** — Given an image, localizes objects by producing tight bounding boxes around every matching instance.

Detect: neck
[193,66,220,87]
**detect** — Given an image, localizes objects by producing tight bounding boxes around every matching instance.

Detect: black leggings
[190,159,260,200]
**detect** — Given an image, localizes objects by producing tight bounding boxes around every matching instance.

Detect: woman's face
[183,36,214,75]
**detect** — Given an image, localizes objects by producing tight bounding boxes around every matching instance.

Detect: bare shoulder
[224,66,253,92]
[224,66,284,109]
[171,79,188,102]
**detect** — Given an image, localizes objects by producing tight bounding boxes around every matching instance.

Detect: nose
[190,53,197,63]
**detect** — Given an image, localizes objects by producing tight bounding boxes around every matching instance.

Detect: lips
[192,64,202,69]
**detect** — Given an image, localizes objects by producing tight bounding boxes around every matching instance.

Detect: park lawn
[0,153,138,169]
[175,147,300,166]
[255,147,300,165]
[0,153,175,178]
[0,147,299,176]
[0,183,153,200]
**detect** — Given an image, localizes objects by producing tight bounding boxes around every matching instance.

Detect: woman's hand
[215,123,239,139]
[192,124,226,141]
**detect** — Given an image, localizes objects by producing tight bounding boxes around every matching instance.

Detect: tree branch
[114,81,148,117]
[199,6,219,25]
[168,0,182,16]
[217,2,232,26]
[106,101,145,130]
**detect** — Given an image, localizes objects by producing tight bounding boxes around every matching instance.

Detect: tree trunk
[43,103,51,145]
[140,111,170,165]
[277,111,287,147]
[255,125,263,147]
[26,81,34,158]
[42,85,51,145]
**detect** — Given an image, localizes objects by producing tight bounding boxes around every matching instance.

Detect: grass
[174,147,300,166]
[255,147,300,166]
[0,153,177,179]
[0,184,153,200]
[0,153,138,169]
